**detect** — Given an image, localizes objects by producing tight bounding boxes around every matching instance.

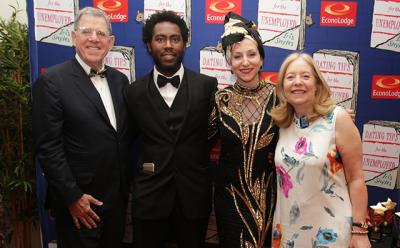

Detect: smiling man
[124,11,218,248]
[33,7,131,248]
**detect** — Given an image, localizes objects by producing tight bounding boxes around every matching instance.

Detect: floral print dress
[272,107,352,247]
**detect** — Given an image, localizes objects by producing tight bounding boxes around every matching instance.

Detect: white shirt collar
[153,63,184,87]
[75,54,105,75]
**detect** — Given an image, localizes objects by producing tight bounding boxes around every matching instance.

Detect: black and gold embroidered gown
[209,81,279,248]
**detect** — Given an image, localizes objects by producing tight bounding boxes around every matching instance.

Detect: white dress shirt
[76,54,117,130]
[153,64,184,107]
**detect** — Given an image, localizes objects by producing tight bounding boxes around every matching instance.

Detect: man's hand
[68,194,103,229]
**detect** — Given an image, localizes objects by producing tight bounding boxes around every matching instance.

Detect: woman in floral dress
[270,53,370,248]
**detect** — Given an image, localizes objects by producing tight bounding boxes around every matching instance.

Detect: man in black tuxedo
[124,11,218,248]
[33,7,130,248]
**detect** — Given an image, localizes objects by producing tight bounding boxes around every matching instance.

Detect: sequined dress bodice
[209,81,279,248]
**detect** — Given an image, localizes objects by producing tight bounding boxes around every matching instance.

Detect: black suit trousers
[132,199,209,248]
[55,199,125,248]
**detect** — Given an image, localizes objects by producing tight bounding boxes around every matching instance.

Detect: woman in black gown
[208,12,279,248]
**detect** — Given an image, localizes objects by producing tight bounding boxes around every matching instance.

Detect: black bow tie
[157,75,180,88]
[88,68,106,78]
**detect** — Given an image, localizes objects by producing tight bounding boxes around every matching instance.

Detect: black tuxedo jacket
[124,68,218,219]
[33,58,131,213]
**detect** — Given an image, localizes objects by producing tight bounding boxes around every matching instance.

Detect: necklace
[233,81,264,96]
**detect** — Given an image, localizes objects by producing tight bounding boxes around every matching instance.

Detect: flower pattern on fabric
[273,107,352,246]
[276,165,293,198]
[294,136,307,155]
[281,147,300,168]
[314,227,338,245]
[320,162,345,201]
[294,136,318,159]
[289,202,300,225]
[327,148,343,174]
[324,111,335,124]
[272,224,282,248]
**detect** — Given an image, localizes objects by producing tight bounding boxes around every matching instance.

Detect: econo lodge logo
[210,1,235,13]
[206,0,242,24]
[325,3,351,16]
[260,72,278,85]
[94,0,128,22]
[320,1,357,27]
[371,75,400,99]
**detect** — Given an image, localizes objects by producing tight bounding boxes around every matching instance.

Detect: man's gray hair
[74,7,112,35]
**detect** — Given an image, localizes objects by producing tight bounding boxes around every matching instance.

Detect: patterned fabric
[209,81,279,248]
[272,106,352,248]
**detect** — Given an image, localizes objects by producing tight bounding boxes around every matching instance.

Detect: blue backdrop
[27,0,399,247]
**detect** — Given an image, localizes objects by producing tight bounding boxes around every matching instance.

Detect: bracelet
[352,222,368,229]
[351,229,369,235]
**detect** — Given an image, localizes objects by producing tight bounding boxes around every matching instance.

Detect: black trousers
[55,200,125,248]
[132,200,209,248]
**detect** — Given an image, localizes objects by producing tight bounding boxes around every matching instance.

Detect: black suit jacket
[124,68,218,219]
[33,58,131,213]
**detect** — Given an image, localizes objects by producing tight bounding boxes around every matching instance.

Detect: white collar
[153,63,184,85]
[75,54,105,75]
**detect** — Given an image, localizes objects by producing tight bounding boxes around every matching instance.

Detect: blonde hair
[269,53,335,128]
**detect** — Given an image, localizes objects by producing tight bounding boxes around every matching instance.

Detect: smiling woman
[270,53,371,248]
[282,57,319,116]
[229,38,263,88]
[208,11,279,248]
[270,53,334,128]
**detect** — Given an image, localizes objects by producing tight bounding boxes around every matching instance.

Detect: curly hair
[142,11,189,45]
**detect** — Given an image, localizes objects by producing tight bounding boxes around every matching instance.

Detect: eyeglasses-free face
[283,58,318,116]
[72,14,115,71]
[147,21,185,77]
[230,38,263,88]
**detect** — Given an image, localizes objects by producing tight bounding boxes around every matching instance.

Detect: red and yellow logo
[320,1,357,27]
[371,75,400,99]
[94,0,128,22]
[260,72,278,85]
[205,0,242,24]
[324,3,352,16]
[209,1,236,14]
[96,0,122,12]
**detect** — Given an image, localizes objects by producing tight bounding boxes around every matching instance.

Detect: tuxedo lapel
[106,68,121,133]
[173,69,191,143]
[70,60,111,128]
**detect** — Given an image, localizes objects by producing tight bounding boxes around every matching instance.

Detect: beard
[152,52,184,76]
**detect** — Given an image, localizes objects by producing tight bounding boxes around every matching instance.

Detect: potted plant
[0,6,38,248]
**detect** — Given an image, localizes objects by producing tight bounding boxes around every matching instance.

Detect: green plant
[0,6,37,248]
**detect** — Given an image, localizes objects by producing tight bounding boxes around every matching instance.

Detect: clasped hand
[68,194,103,229]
